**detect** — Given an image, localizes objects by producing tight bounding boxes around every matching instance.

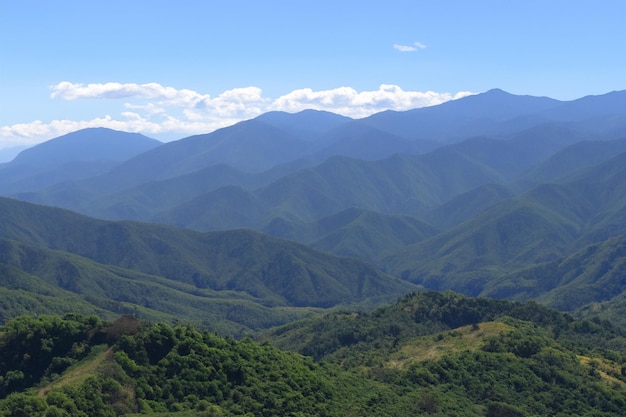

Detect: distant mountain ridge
[10,127,161,167]
[0,128,161,194]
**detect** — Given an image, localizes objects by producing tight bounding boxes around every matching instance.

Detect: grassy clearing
[386,321,513,369]
[37,344,112,396]
[578,355,626,387]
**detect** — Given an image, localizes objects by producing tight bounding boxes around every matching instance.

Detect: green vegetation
[2,293,626,416]
[0,197,415,335]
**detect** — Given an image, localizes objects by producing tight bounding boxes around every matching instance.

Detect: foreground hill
[263,291,626,415]
[2,292,625,416]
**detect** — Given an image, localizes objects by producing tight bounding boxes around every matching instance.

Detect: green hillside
[0,237,317,335]
[482,232,626,311]
[264,207,439,262]
[85,164,257,221]
[424,183,515,229]
[0,197,415,332]
[383,150,626,308]
[162,148,507,231]
[263,291,626,416]
[518,138,626,188]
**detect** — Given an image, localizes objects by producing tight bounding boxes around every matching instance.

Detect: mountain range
[2,88,626,331]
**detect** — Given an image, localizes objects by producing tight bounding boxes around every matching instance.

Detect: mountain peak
[254,108,351,139]
[484,88,510,95]
[11,128,161,167]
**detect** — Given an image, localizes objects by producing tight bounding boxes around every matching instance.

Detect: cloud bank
[1,82,473,148]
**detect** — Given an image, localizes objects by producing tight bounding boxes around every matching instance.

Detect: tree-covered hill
[263,207,440,262]
[482,231,626,312]
[2,292,626,416]
[0,237,320,334]
[262,291,626,416]
[382,149,626,309]
[0,197,415,333]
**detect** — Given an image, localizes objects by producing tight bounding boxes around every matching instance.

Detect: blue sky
[1,0,625,151]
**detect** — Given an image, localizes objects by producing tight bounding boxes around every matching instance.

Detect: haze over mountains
[2,88,626,330]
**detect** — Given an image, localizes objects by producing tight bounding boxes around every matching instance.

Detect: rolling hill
[0,196,415,332]
[263,207,439,261]
[382,149,626,310]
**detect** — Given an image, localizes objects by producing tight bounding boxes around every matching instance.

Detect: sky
[1,0,625,153]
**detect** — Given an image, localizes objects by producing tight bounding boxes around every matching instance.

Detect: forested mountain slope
[382,149,626,310]
[0,197,414,333]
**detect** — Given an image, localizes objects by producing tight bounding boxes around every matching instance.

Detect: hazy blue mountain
[9,88,626,221]
[541,90,626,122]
[519,138,626,188]
[67,119,313,198]
[262,207,439,261]
[451,123,590,179]
[0,128,161,194]
[236,121,593,234]
[312,123,425,160]
[148,139,540,232]
[0,145,28,163]
[9,127,161,167]
[357,89,626,145]
[0,161,117,195]
[425,183,515,229]
[83,164,256,220]
[255,109,352,141]
[153,185,270,230]
[358,89,562,142]
[83,128,425,221]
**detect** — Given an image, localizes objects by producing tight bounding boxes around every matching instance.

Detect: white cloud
[0,83,474,149]
[393,43,417,52]
[51,81,211,107]
[393,41,427,52]
[270,85,472,118]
